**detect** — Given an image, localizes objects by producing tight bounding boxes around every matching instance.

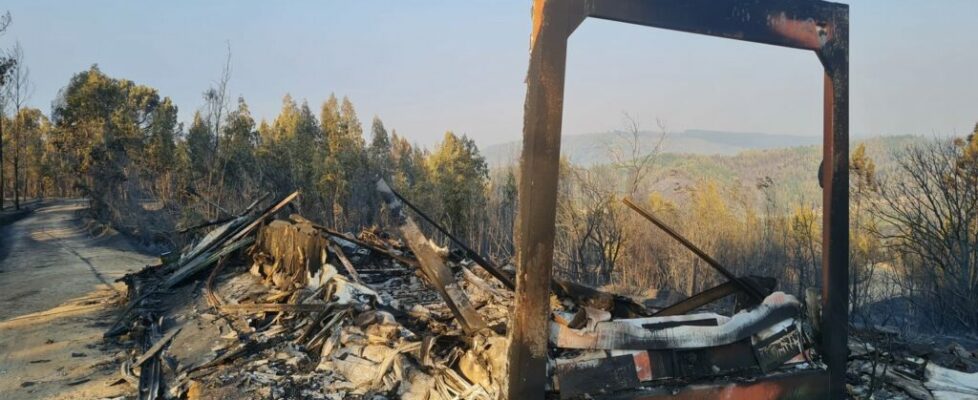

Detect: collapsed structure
[95,1,978,399]
[104,180,829,400]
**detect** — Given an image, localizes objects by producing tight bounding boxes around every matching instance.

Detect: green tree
[319,95,367,228]
[389,130,429,205]
[368,116,392,180]
[185,111,215,184]
[427,131,488,243]
[0,11,13,209]
[51,66,167,217]
[144,97,179,200]
[217,97,259,205]
[10,107,44,200]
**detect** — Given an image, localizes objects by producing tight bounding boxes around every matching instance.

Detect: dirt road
[0,200,156,399]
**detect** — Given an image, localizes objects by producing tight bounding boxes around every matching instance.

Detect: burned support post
[818,11,850,399]
[509,1,585,398]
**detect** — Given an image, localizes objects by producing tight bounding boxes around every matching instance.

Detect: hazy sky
[2,1,976,148]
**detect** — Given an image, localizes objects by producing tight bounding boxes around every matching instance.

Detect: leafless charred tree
[872,136,978,332]
[608,113,667,197]
[5,42,33,209]
[203,41,232,215]
[0,10,14,210]
[555,115,666,285]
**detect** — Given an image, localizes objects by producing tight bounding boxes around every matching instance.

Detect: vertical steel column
[818,11,850,398]
[508,0,572,398]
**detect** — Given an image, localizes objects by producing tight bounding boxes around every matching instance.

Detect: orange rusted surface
[766,12,830,50]
[613,370,830,400]
[632,352,653,382]
[529,0,545,49]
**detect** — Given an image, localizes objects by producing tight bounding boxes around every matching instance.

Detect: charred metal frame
[510,0,849,398]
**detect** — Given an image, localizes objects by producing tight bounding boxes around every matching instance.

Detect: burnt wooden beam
[509,0,587,397]
[552,278,652,318]
[293,215,420,268]
[164,191,299,289]
[652,281,740,317]
[384,183,515,290]
[817,7,850,397]
[377,179,487,334]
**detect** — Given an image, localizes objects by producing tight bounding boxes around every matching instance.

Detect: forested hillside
[0,66,507,258]
[484,128,825,166]
[2,63,976,335]
[648,135,923,206]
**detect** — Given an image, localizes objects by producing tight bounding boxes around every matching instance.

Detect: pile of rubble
[103,189,508,399]
[847,327,978,399]
[98,179,978,399]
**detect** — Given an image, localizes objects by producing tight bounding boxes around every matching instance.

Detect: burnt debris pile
[100,181,978,400]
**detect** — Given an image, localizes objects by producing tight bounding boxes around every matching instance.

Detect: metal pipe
[622,197,766,302]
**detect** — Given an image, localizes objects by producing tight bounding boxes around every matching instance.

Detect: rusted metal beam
[508,1,584,398]
[817,7,850,398]
[599,369,830,400]
[623,198,766,302]
[587,0,842,51]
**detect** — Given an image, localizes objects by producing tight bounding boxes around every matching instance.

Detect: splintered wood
[251,219,331,290]
[104,186,925,400]
[377,178,488,335]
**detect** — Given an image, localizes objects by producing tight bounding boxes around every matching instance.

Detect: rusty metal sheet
[599,369,830,400]
[557,338,795,398]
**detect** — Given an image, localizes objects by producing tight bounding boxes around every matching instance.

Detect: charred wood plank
[553,278,651,318]
[293,215,419,268]
[164,191,298,288]
[218,303,332,314]
[162,237,253,289]
[328,241,364,284]
[651,281,739,317]
[377,179,487,334]
[133,327,182,368]
[382,182,515,290]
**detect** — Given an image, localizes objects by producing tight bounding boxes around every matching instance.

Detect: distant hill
[484,129,823,167]
[645,135,922,206]
[485,131,924,207]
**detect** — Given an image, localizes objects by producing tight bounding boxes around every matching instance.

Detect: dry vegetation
[1,13,976,341]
